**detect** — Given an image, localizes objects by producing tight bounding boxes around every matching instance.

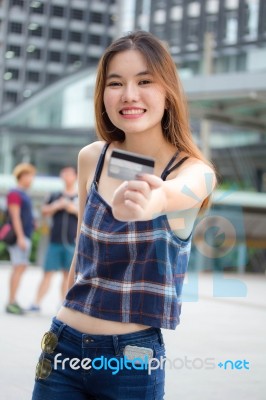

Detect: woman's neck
[119,133,174,159]
[115,136,177,171]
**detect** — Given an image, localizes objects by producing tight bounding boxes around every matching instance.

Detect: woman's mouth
[119,108,146,115]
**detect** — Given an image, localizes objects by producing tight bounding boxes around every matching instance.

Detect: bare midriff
[56,306,151,335]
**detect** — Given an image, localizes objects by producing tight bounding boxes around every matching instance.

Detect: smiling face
[103,50,166,139]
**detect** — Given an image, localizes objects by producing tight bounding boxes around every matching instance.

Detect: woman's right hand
[111,175,163,222]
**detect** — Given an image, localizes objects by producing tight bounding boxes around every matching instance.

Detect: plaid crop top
[64,143,191,329]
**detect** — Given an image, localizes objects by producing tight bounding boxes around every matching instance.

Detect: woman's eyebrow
[106,70,152,80]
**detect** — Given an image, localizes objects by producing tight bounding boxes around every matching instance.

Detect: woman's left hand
[111,174,163,221]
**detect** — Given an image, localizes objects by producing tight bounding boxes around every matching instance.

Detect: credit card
[108,149,155,181]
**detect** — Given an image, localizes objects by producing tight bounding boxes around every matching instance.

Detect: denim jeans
[32,317,165,400]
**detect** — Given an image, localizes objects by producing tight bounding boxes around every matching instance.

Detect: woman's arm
[67,141,104,290]
[111,160,216,222]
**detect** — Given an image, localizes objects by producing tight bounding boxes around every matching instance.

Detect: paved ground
[0,264,265,400]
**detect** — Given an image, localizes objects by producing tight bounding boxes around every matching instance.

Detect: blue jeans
[32,317,165,400]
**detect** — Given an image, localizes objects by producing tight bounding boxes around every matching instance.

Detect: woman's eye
[107,82,122,87]
[139,80,152,85]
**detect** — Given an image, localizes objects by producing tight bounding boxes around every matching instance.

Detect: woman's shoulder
[79,140,106,157]
[172,153,217,189]
[177,153,215,176]
[78,141,107,165]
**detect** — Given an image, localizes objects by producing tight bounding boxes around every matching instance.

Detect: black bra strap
[160,150,179,178]
[94,143,110,185]
[161,156,189,181]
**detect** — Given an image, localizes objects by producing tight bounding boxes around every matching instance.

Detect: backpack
[0,207,17,246]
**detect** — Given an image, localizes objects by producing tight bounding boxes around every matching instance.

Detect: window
[243,0,259,39]
[52,5,64,17]
[9,21,23,34]
[169,21,182,47]
[50,28,63,40]
[5,68,19,80]
[27,71,40,82]
[71,8,84,20]
[90,12,103,23]
[215,54,243,73]
[27,47,42,59]
[90,34,101,45]
[29,24,43,37]
[205,0,219,14]
[261,2,266,35]
[180,60,200,75]
[87,55,99,64]
[70,31,82,43]
[7,45,21,57]
[205,15,218,36]
[10,0,23,7]
[225,0,239,10]
[155,0,167,8]
[187,18,200,43]
[223,11,238,44]
[30,1,44,14]
[4,69,19,81]
[49,51,62,63]
[5,91,18,103]
[108,14,115,26]
[187,1,201,18]
[154,9,166,24]
[170,6,183,21]
[68,54,81,64]
[153,27,166,41]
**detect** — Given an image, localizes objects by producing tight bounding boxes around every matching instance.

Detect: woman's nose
[121,84,139,103]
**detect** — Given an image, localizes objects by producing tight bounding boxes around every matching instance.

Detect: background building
[0,0,116,114]
[135,0,266,193]
[135,0,266,76]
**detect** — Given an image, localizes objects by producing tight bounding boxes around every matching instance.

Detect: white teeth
[121,109,145,115]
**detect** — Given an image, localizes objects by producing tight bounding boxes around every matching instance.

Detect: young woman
[32,31,216,400]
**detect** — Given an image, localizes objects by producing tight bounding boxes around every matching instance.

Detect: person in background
[6,163,36,315]
[28,167,78,312]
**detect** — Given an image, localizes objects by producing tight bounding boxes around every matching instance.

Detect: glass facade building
[0,0,116,114]
[134,0,266,193]
[0,67,96,175]
[135,0,266,77]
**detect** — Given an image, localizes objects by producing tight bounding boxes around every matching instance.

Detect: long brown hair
[94,31,215,210]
